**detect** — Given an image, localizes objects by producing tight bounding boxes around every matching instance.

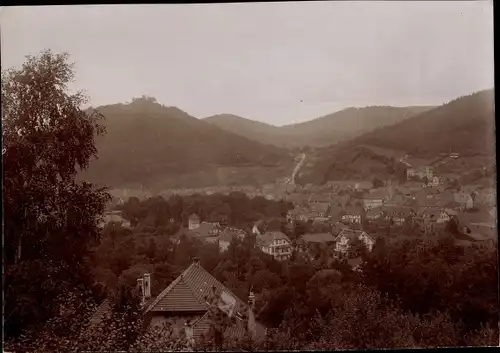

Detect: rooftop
[146,261,246,314]
[335,228,374,242]
[301,232,336,244]
[218,227,246,242]
[257,231,291,246]
[191,222,221,238]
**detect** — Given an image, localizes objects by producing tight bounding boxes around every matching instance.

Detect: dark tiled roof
[301,233,336,244]
[146,262,246,314]
[193,311,246,342]
[256,231,291,247]
[366,207,384,217]
[335,228,373,242]
[310,202,330,214]
[191,222,222,238]
[218,227,246,242]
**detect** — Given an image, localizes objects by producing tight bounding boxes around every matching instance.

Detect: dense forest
[205,106,431,149]
[79,98,293,189]
[301,89,495,184]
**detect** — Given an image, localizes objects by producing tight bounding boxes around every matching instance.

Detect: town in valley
[2,2,497,351]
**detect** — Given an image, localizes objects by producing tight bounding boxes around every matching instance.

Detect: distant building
[428,176,440,187]
[256,231,292,261]
[341,206,364,224]
[98,211,131,229]
[188,213,201,230]
[308,194,331,205]
[414,207,452,234]
[191,222,223,243]
[354,181,374,191]
[365,207,384,221]
[334,228,375,254]
[218,228,247,252]
[143,259,267,346]
[362,189,390,210]
[406,158,433,181]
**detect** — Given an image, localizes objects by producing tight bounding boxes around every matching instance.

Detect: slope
[280,106,433,148]
[300,89,495,184]
[79,98,294,189]
[349,89,495,157]
[204,106,432,149]
[204,114,284,147]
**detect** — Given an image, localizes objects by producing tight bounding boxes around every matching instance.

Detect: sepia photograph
[1,1,497,351]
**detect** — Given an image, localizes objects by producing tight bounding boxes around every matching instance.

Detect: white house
[341,206,364,224]
[334,228,375,254]
[188,214,201,230]
[256,231,292,261]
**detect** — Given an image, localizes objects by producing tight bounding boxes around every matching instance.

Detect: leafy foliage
[2,50,110,339]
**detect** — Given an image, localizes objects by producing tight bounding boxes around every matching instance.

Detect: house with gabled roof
[310,202,331,218]
[334,228,375,254]
[188,213,201,230]
[366,207,384,221]
[308,193,331,205]
[414,207,452,234]
[362,189,389,210]
[381,205,416,226]
[191,222,223,242]
[384,194,406,208]
[143,259,266,346]
[218,227,247,252]
[405,158,433,180]
[256,231,292,261]
[340,206,364,224]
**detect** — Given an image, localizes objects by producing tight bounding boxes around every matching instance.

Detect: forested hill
[204,114,285,147]
[279,105,433,148]
[346,89,495,157]
[298,89,495,185]
[204,106,433,149]
[80,97,294,189]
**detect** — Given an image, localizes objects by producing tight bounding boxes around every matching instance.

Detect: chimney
[248,291,255,309]
[193,257,200,265]
[184,320,195,349]
[247,291,257,339]
[143,273,151,300]
[137,278,145,305]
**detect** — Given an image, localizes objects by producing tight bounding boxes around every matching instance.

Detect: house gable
[146,262,245,314]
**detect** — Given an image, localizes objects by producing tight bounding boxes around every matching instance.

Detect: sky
[0,1,494,126]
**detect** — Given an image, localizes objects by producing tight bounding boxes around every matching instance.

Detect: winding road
[291,152,307,185]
